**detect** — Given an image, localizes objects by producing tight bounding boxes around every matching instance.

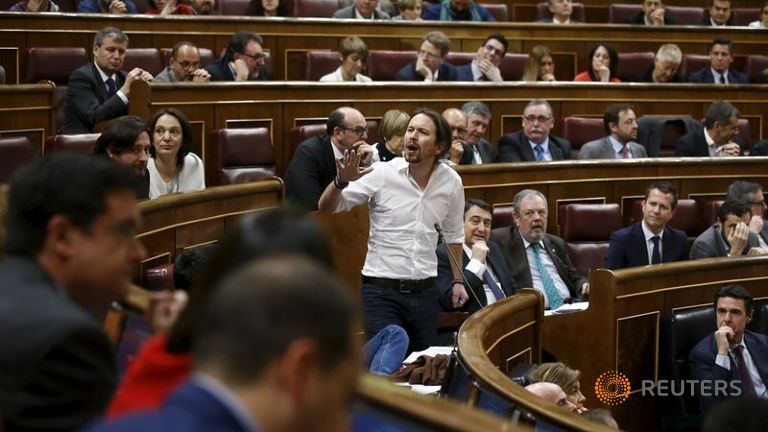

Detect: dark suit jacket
[490,226,586,300]
[0,258,115,431]
[435,241,518,315]
[700,14,735,26]
[496,130,572,162]
[690,224,761,259]
[86,381,248,432]
[624,11,676,24]
[395,62,458,82]
[204,56,269,82]
[283,135,336,211]
[688,67,747,84]
[605,222,689,269]
[63,63,128,134]
[689,330,768,413]
[630,64,684,83]
[332,5,390,19]
[675,128,711,157]
[459,139,495,165]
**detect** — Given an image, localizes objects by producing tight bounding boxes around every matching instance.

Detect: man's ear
[276,338,320,406]
[45,214,76,259]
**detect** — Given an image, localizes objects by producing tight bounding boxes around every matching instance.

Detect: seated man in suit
[333,0,391,19]
[92,115,151,200]
[539,0,580,23]
[88,256,360,432]
[689,285,768,413]
[395,31,457,82]
[676,100,741,157]
[205,31,269,81]
[525,383,578,412]
[689,39,746,84]
[727,181,768,250]
[702,0,734,26]
[0,154,145,430]
[423,0,495,21]
[447,101,496,165]
[497,99,572,162]
[154,41,210,83]
[490,189,587,310]
[579,103,648,159]
[442,107,469,165]
[606,181,689,269]
[455,33,507,82]
[63,27,153,134]
[631,43,684,83]
[190,0,215,14]
[691,199,765,259]
[625,0,676,25]
[283,107,376,211]
[436,199,518,315]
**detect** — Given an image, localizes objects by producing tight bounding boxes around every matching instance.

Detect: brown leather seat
[481,3,508,21]
[302,51,342,81]
[744,55,768,83]
[491,204,514,229]
[144,263,175,292]
[160,47,216,70]
[681,55,710,80]
[206,128,276,186]
[368,50,418,81]
[732,8,760,26]
[560,203,623,276]
[608,3,642,23]
[0,136,37,183]
[499,54,529,81]
[561,116,604,157]
[702,200,724,228]
[616,52,654,82]
[665,6,705,25]
[293,0,339,17]
[220,0,250,15]
[536,2,585,22]
[124,48,164,77]
[43,133,100,154]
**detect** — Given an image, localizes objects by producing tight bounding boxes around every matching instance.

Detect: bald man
[525,382,578,412]
[443,108,469,165]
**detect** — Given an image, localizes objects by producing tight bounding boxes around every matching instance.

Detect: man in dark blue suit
[436,199,518,315]
[395,31,458,82]
[690,285,768,413]
[688,39,747,84]
[88,256,360,432]
[606,181,689,269]
[455,33,508,82]
[676,100,742,157]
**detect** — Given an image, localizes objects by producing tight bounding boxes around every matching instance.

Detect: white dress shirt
[521,233,571,308]
[147,153,206,199]
[462,243,501,306]
[714,338,768,398]
[319,67,372,82]
[94,62,128,104]
[335,158,465,279]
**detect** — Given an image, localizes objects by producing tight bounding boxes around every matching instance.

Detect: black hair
[147,107,193,169]
[223,31,264,62]
[645,181,679,209]
[714,285,754,316]
[718,199,750,223]
[586,43,619,82]
[410,107,452,161]
[93,115,149,157]
[464,198,491,215]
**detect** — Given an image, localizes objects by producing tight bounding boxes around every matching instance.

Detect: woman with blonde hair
[522,45,556,82]
[528,362,587,413]
[376,109,410,161]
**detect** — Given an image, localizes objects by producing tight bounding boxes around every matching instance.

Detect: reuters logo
[594,371,631,406]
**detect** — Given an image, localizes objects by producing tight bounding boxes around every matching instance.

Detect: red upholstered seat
[616,52,654,82]
[0,136,37,183]
[368,50,418,81]
[608,3,642,23]
[445,52,474,67]
[491,204,514,229]
[144,263,175,292]
[481,3,508,21]
[732,8,760,26]
[744,55,768,83]
[302,51,342,81]
[293,0,339,17]
[124,48,164,77]
[44,133,100,154]
[681,55,710,80]
[133,0,150,13]
[560,203,623,276]
[665,6,705,25]
[536,2,585,22]
[206,128,276,186]
[23,47,88,84]
[561,117,604,156]
[702,200,724,228]
[220,0,250,15]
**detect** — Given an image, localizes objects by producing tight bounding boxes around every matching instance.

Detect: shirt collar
[470,61,483,81]
[528,137,550,151]
[609,135,626,156]
[355,7,375,19]
[641,219,664,241]
[93,62,115,83]
[552,16,570,24]
[704,127,716,148]
[330,138,344,160]
[711,68,727,83]
[192,373,260,432]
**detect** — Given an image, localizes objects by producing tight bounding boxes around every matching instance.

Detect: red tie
[621,145,629,159]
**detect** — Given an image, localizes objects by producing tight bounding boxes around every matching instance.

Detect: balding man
[631,44,683,83]
[497,99,572,162]
[284,107,376,211]
[525,383,577,412]
[443,108,469,165]
[155,42,210,83]
[446,101,495,165]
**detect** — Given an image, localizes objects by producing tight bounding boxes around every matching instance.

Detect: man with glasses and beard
[205,32,269,81]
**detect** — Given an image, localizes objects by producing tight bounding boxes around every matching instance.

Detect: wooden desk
[542,257,768,431]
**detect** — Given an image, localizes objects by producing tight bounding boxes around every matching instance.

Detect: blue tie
[106,77,117,98]
[651,236,661,264]
[532,243,563,309]
[534,144,545,161]
[482,268,506,301]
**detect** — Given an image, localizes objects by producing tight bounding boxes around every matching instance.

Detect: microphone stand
[434,223,484,310]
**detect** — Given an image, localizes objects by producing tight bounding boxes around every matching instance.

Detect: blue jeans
[362,324,409,375]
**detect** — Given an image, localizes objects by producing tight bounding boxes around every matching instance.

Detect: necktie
[719,75,726,84]
[106,77,117,98]
[651,236,661,264]
[621,145,629,159]
[482,268,506,301]
[534,144,545,161]
[473,146,482,164]
[733,345,756,397]
[532,243,563,309]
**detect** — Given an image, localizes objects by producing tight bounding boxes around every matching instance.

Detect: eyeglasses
[241,52,269,63]
[483,45,504,57]
[341,126,368,137]
[523,115,553,123]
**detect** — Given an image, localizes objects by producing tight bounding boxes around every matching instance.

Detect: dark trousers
[360,279,437,352]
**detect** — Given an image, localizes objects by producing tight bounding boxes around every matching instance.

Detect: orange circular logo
[594,371,631,406]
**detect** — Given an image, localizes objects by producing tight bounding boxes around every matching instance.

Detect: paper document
[403,346,455,364]
[544,301,589,316]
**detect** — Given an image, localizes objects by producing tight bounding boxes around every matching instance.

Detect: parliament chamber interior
[1,0,768,430]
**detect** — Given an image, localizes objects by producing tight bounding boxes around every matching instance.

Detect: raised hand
[335,148,373,184]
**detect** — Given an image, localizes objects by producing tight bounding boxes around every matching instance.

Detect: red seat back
[206,128,276,186]
[0,136,37,183]
[665,6,705,25]
[293,0,339,17]
[681,55,710,80]
[702,200,724,228]
[491,203,515,229]
[732,8,760,26]
[302,51,342,81]
[560,203,623,276]
[124,48,163,76]
[481,3,508,21]
[744,55,768,83]
[616,52,654,82]
[220,0,250,15]
[368,50,418,81]
[23,47,88,84]
[608,3,642,23]
[562,117,604,156]
[44,133,100,154]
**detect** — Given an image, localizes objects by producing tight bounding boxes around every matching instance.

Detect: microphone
[434,223,483,310]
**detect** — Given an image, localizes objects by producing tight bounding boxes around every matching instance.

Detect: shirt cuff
[116,90,128,104]
[465,258,486,279]
[715,354,730,370]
